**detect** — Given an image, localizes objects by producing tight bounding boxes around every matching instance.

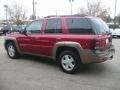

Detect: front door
[20,20,43,54]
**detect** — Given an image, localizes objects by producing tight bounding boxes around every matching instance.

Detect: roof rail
[44,15,58,18]
[44,14,88,18]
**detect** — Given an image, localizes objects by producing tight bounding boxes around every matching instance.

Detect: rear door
[40,18,62,56]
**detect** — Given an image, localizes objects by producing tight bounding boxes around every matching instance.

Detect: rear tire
[6,42,20,59]
[58,51,81,74]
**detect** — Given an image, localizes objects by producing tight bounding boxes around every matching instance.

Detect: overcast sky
[0,0,120,20]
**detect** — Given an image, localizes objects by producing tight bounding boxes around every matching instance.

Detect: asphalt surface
[0,36,120,90]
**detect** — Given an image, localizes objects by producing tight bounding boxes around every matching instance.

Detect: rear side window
[66,18,94,34]
[45,19,62,33]
[90,18,110,35]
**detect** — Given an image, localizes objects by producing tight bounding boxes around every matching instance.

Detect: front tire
[6,42,20,59]
[58,51,81,74]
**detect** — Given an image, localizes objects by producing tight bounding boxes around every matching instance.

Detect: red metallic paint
[7,17,113,58]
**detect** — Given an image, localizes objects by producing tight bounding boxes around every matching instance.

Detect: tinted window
[45,19,62,33]
[67,18,93,34]
[90,18,110,34]
[26,20,42,34]
[108,24,119,29]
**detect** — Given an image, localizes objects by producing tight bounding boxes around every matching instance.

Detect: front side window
[26,20,42,34]
[67,18,94,34]
[45,19,62,33]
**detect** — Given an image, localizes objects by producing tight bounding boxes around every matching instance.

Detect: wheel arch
[53,41,83,61]
[4,38,22,54]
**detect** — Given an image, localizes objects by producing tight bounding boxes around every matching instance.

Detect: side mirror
[20,28,27,35]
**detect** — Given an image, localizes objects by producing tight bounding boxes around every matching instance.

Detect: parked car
[1,25,13,35]
[1,24,25,35]
[110,28,120,38]
[108,23,119,29]
[0,25,4,35]
[4,15,115,74]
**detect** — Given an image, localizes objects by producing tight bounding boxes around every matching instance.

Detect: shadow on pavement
[77,63,108,75]
[19,54,58,66]
[19,54,108,75]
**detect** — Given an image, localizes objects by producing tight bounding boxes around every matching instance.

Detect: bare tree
[7,3,27,25]
[78,0,109,21]
[114,14,120,25]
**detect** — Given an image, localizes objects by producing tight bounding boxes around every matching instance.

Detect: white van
[110,28,120,38]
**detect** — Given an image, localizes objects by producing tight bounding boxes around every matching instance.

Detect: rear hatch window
[90,18,112,50]
[66,18,95,34]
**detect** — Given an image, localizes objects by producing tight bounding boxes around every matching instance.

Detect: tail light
[94,38,100,50]
[94,38,103,52]
[109,35,112,42]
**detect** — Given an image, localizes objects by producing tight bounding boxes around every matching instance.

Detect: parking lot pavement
[0,36,120,90]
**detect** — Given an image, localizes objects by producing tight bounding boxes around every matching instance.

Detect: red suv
[4,16,115,73]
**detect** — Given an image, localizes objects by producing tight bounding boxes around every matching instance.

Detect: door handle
[24,38,31,41]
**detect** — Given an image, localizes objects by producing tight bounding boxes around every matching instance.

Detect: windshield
[90,18,110,35]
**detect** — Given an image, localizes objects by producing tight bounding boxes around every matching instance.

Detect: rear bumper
[80,45,115,64]
[95,45,115,60]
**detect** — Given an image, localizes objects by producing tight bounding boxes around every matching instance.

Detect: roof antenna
[69,0,74,16]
